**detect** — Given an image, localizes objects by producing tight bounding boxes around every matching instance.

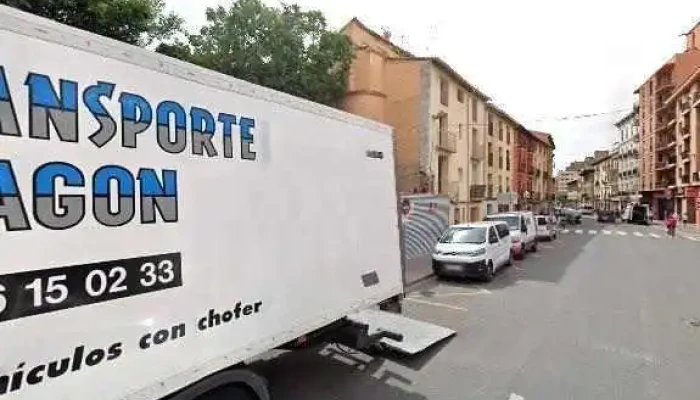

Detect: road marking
[602,230,612,235]
[509,394,525,400]
[589,230,597,235]
[413,289,491,298]
[649,233,661,238]
[575,229,583,234]
[561,229,570,234]
[634,232,644,237]
[404,297,469,312]
[616,231,627,236]
[682,235,699,241]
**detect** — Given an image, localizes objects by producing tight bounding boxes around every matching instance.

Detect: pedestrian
[665,212,678,238]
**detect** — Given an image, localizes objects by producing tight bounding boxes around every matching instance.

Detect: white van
[432,222,513,281]
[485,212,537,259]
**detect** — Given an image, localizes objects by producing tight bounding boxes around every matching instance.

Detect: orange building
[637,22,700,219]
[341,18,493,222]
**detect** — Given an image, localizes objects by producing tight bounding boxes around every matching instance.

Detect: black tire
[197,385,258,400]
[531,241,538,252]
[484,262,494,282]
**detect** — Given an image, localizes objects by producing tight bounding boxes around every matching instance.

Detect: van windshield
[438,227,486,244]
[485,216,519,229]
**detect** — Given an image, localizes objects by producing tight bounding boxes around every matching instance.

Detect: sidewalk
[651,220,700,235]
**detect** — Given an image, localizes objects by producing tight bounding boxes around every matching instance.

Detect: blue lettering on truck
[0,66,258,232]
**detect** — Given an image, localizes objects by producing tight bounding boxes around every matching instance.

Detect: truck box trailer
[0,6,457,400]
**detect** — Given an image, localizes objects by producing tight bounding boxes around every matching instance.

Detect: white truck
[0,6,453,400]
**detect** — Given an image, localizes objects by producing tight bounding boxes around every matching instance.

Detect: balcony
[682,151,690,162]
[470,184,487,200]
[694,92,700,106]
[680,97,691,114]
[527,165,534,174]
[681,175,690,184]
[437,130,456,153]
[655,157,676,170]
[656,80,674,93]
[471,143,485,160]
[487,184,495,199]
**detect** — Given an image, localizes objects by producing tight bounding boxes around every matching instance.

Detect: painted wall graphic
[401,194,449,260]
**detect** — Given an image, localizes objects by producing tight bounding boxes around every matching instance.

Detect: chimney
[381,27,392,40]
[685,22,700,50]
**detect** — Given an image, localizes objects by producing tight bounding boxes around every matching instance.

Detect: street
[256,218,700,400]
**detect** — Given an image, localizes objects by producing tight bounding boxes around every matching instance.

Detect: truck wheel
[198,385,257,400]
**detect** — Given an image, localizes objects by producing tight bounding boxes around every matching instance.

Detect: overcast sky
[166,0,698,171]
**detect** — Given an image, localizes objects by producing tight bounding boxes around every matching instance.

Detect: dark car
[597,210,616,223]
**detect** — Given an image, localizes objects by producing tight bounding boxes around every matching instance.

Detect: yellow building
[484,104,518,214]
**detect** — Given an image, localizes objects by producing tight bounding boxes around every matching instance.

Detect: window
[499,148,503,169]
[440,78,449,106]
[488,143,493,166]
[458,167,463,182]
[498,176,503,193]
[471,98,478,122]
[487,113,493,136]
[506,127,511,144]
[506,177,510,191]
[499,122,504,141]
[506,150,510,170]
[457,89,464,103]
[472,128,478,149]
[458,123,463,139]
[488,227,499,244]
[496,223,510,239]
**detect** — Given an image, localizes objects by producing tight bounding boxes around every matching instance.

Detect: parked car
[484,212,537,259]
[579,205,595,215]
[432,222,513,281]
[597,209,617,223]
[560,208,582,224]
[623,203,651,225]
[536,215,558,241]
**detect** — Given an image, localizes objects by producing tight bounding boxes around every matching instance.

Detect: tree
[1,0,182,46]
[185,0,353,107]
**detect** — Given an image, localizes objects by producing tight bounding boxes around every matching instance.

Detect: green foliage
[1,0,182,46]
[185,0,353,107]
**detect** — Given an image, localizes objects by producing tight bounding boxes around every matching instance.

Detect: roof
[341,18,491,101]
[341,18,413,58]
[614,108,638,128]
[529,131,555,149]
[411,57,491,101]
[486,103,527,131]
[452,221,504,229]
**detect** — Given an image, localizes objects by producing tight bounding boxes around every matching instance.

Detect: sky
[165,0,698,171]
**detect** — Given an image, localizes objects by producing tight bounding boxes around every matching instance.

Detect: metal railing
[437,130,456,153]
[470,184,487,200]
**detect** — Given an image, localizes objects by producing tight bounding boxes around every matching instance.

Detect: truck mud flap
[346,309,455,355]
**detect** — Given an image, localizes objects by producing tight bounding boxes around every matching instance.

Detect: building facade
[513,129,535,209]
[341,18,491,223]
[530,131,555,208]
[660,66,700,224]
[485,104,520,214]
[614,109,640,207]
[637,22,700,219]
[592,152,619,210]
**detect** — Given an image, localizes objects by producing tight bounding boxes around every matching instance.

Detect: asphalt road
[256,218,700,400]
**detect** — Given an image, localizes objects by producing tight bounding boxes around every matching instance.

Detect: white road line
[561,229,570,234]
[575,229,583,234]
[602,230,612,235]
[404,297,469,312]
[616,231,627,236]
[589,230,597,235]
[509,394,525,400]
[682,235,698,241]
[634,232,644,237]
[649,233,661,238]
